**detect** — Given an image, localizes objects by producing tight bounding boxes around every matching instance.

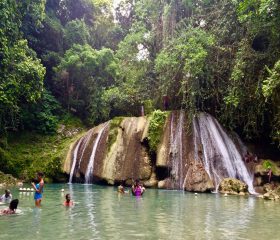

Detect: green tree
[55,44,118,124]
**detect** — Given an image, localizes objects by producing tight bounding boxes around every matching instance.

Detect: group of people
[0,189,19,215]
[118,179,145,196]
[1,173,145,215]
[0,172,74,215]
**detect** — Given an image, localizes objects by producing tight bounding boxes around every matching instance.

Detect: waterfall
[84,123,109,184]
[68,129,94,183]
[68,137,83,183]
[194,112,255,193]
[169,111,184,189]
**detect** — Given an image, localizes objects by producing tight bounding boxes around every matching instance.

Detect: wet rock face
[99,117,152,184]
[254,160,280,188]
[184,162,214,192]
[67,117,152,185]
[65,111,255,192]
[218,178,248,195]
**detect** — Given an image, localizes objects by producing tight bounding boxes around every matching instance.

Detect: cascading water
[68,137,83,184]
[169,111,184,189]
[68,129,94,183]
[84,122,109,184]
[193,112,255,194]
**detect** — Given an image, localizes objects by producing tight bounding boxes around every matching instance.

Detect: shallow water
[0,184,279,240]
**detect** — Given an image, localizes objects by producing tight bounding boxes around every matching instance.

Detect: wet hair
[65,194,71,201]
[9,199,19,211]
[37,172,44,177]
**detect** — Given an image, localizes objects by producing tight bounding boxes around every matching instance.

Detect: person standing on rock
[267,167,272,183]
[31,172,44,207]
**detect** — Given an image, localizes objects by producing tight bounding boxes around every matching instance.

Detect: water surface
[0,184,279,240]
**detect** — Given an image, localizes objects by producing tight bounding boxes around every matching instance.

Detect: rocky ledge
[0,171,22,188]
[218,178,248,195]
[258,183,280,201]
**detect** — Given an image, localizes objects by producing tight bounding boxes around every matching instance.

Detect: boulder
[260,183,280,200]
[184,162,214,192]
[218,178,248,195]
[0,171,18,187]
[158,180,168,189]
[263,192,280,201]
[144,172,158,188]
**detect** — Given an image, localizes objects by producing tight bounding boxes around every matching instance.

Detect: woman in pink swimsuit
[132,180,145,196]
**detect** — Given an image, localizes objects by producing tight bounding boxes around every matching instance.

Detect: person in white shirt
[0,189,12,202]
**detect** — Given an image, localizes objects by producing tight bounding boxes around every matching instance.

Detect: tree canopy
[0,0,280,146]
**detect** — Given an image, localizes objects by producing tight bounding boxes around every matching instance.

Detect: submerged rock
[218,178,248,195]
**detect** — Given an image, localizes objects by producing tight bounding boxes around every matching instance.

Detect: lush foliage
[148,110,169,152]
[0,0,46,134]
[0,116,85,181]
[1,0,280,179]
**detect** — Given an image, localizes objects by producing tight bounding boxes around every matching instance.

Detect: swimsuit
[34,183,43,200]
[134,186,142,196]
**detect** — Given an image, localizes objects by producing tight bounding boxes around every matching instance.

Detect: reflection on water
[0,184,280,240]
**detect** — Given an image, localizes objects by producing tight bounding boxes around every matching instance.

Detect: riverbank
[0,115,86,183]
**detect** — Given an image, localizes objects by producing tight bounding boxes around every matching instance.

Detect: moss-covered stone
[218,178,248,195]
[107,117,124,152]
[147,110,169,152]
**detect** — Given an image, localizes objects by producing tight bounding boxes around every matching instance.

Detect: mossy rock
[0,171,18,186]
[218,178,248,195]
[255,159,280,178]
[107,117,124,152]
[147,110,169,152]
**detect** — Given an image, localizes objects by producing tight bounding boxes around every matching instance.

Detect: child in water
[64,194,74,207]
[117,181,129,194]
[0,199,19,215]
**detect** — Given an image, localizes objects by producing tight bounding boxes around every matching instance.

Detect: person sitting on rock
[0,189,12,203]
[267,167,272,183]
[132,179,145,196]
[63,194,74,207]
[0,199,18,215]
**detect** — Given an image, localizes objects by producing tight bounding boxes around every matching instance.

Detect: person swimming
[64,194,74,207]
[0,189,12,203]
[132,179,145,196]
[31,172,44,207]
[117,181,129,194]
[0,199,19,215]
